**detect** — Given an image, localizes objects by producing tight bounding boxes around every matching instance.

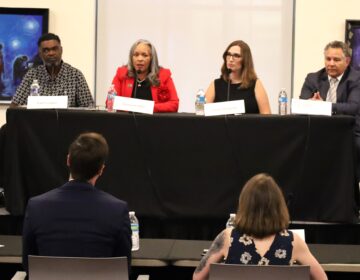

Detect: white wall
[96,0,294,113]
[293,0,360,97]
[1,0,360,124]
[0,0,96,125]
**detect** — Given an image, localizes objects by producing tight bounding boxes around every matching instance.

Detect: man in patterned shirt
[10,33,94,107]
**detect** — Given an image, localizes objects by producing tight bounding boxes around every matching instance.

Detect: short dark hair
[235,173,289,238]
[37,33,61,47]
[68,132,109,181]
[324,40,351,58]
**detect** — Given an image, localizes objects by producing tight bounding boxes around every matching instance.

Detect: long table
[1,236,360,273]
[1,108,359,239]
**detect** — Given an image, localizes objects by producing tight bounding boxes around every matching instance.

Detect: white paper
[204,100,245,116]
[291,98,332,116]
[290,229,306,241]
[27,96,68,109]
[113,96,154,115]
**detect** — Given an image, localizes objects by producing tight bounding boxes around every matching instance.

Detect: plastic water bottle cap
[230,213,236,218]
[129,211,135,215]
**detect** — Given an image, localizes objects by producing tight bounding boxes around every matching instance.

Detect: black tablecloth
[1,108,359,239]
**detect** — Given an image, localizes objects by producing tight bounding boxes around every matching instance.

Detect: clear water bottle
[278,88,288,115]
[30,79,40,96]
[195,89,206,115]
[226,213,236,228]
[129,211,139,251]
[106,84,117,112]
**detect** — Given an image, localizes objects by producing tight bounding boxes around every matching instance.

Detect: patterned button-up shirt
[12,62,94,107]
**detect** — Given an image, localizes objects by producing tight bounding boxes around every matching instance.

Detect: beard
[44,59,61,68]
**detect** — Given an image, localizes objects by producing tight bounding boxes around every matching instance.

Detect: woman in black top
[193,174,327,280]
[205,40,271,114]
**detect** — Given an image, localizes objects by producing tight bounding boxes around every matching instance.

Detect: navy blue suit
[300,67,360,134]
[22,180,132,271]
[300,67,360,183]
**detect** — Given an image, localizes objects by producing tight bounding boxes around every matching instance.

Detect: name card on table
[113,96,154,115]
[204,100,245,116]
[291,98,332,116]
[27,96,68,109]
[290,229,306,241]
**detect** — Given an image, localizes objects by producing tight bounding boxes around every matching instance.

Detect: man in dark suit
[22,132,132,271]
[300,40,360,116]
[300,41,360,212]
[300,41,360,175]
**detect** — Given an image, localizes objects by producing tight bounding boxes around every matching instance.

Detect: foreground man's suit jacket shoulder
[22,180,131,270]
[300,67,360,118]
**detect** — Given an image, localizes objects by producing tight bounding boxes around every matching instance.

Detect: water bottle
[195,89,206,115]
[278,88,288,115]
[226,213,236,228]
[30,79,40,96]
[129,211,139,251]
[106,84,117,112]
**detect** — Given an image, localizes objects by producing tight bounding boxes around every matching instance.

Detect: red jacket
[111,66,179,113]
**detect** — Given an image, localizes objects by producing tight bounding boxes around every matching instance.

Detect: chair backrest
[209,264,310,280]
[28,255,128,280]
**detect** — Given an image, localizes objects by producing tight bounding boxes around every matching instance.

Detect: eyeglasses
[226,52,242,60]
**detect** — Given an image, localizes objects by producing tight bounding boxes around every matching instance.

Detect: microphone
[227,69,232,101]
[286,192,294,224]
[286,192,294,216]
[286,193,293,207]
[133,69,142,99]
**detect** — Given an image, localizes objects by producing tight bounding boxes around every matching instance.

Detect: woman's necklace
[229,73,242,84]
[230,76,242,84]
[137,77,146,87]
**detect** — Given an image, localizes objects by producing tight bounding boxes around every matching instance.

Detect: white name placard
[27,96,68,109]
[290,229,306,241]
[204,100,245,116]
[113,96,154,115]
[291,98,332,116]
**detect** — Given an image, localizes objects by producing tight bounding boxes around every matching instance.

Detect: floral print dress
[225,229,294,265]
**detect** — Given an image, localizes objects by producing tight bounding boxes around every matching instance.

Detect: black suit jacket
[22,180,132,271]
[300,67,360,134]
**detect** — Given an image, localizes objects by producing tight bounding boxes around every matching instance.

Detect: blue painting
[345,20,360,72]
[0,8,48,103]
[352,28,360,71]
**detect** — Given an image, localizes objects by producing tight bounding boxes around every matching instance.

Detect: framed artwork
[345,20,360,71]
[0,7,49,104]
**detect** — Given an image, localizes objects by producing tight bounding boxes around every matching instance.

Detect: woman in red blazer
[110,39,179,113]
